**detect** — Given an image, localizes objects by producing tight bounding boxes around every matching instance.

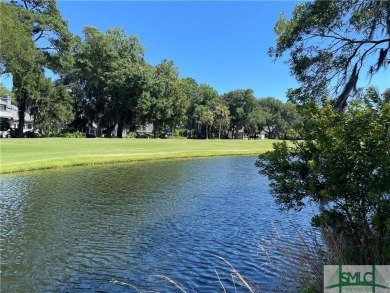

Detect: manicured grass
[0,138,280,174]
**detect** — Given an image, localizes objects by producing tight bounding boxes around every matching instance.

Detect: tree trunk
[117,120,124,138]
[218,122,221,139]
[105,123,115,137]
[205,123,208,139]
[17,95,27,138]
[117,111,125,138]
[234,127,239,139]
[171,124,175,138]
[128,111,137,132]
[153,123,157,138]
[96,119,102,137]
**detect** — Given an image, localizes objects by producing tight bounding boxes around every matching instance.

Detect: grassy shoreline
[0,138,279,174]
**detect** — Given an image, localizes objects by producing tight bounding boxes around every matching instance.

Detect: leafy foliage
[0,82,14,99]
[32,79,73,135]
[223,89,256,138]
[1,0,73,137]
[1,4,302,140]
[270,0,390,110]
[256,89,390,264]
[137,60,188,138]
[1,119,11,131]
[59,130,86,138]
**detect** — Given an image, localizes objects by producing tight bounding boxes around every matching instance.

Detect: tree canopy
[223,89,256,139]
[270,0,390,111]
[1,2,301,139]
[1,0,73,137]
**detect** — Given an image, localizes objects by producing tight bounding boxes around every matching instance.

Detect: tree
[168,79,189,137]
[1,2,37,137]
[154,60,189,136]
[107,62,151,138]
[180,82,223,139]
[223,89,255,138]
[0,3,34,76]
[259,0,390,269]
[256,89,390,264]
[270,0,390,111]
[1,1,73,137]
[196,85,219,138]
[382,88,390,103]
[31,78,73,136]
[0,82,14,99]
[280,101,303,140]
[181,78,200,137]
[74,26,118,137]
[137,60,188,138]
[245,100,267,138]
[258,97,285,138]
[104,28,147,138]
[194,105,214,139]
[213,103,230,139]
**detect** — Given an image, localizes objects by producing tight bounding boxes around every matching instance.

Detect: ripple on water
[1,157,316,292]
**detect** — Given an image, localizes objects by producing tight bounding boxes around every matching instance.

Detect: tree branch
[33,30,44,42]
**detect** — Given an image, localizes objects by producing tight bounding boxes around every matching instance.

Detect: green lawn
[0,138,279,174]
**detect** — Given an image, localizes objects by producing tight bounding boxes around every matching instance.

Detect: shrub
[125,132,136,139]
[135,132,154,139]
[61,131,86,138]
[8,128,18,138]
[256,96,390,265]
[174,129,188,137]
[23,131,43,138]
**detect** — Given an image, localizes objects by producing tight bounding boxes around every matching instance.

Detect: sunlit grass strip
[0,138,283,174]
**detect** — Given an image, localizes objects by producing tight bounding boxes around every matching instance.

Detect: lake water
[1,156,315,292]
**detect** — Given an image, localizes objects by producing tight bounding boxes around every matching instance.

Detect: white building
[0,95,34,137]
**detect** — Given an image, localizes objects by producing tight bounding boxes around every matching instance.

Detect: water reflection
[1,156,314,292]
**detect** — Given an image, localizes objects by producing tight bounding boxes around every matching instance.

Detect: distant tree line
[0,1,301,139]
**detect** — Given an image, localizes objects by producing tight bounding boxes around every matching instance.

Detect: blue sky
[2,1,388,101]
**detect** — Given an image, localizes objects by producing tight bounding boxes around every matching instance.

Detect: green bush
[24,131,43,138]
[125,132,136,139]
[256,96,390,265]
[57,129,86,138]
[1,119,10,131]
[135,132,154,139]
[174,129,188,137]
[9,128,18,138]
[60,131,86,138]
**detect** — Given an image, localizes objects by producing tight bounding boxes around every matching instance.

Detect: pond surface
[1,156,315,292]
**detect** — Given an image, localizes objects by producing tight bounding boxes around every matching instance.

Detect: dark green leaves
[256,89,390,263]
[270,0,390,111]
